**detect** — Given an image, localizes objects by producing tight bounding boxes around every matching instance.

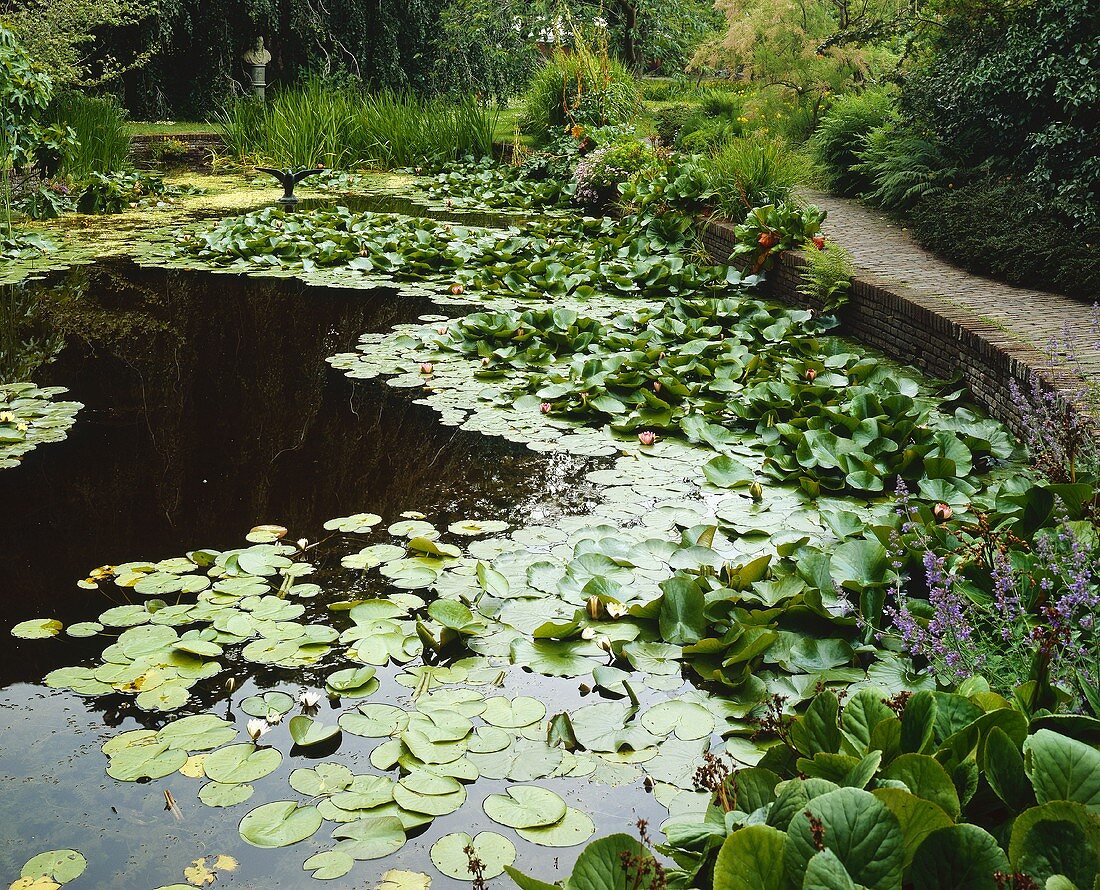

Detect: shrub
[572,138,661,208]
[909,175,1100,300]
[699,89,742,118]
[902,0,1098,225]
[809,89,896,196]
[43,93,130,178]
[653,104,695,146]
[678,114,745,152]
[855,123,954,211]
[521,42,639,143]
[705,135,808,222]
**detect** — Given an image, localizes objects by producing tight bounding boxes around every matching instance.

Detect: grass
[126,122,220,136]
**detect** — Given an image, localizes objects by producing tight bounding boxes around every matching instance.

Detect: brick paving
[803,189,1100,391]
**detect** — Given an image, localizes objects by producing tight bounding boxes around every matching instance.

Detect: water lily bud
[420,362,433,375]
[804,368,817,382]
[595,635,614,654]
[540,402,552,414]
[224,677,237,695]
[653,381,662,392]
[578,682,592,694]
[749,481,763,501]
[450,283,464,295]
[638,430,656,446]
[437,326,448,335]
[933,503,953,522]
[296,538,308,549]
[481,357,490,366]
[586,596,606,620]
[581,627,596,640]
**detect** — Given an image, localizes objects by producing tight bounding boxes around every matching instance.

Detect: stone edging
[700,217,1095,440]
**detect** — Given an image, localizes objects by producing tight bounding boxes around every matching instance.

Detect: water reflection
[0,261,599,685]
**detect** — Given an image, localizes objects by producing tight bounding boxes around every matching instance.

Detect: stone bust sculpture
[242,37,271,66]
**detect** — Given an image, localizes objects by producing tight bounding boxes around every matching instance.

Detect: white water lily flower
[298,690,321,709]
[246,718,271,741]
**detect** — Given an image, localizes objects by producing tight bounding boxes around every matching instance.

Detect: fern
[855,124,955,211]
[798,242,854,311]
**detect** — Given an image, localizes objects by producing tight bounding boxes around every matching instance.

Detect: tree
[0,0,156,86]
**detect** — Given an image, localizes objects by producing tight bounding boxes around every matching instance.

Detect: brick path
[803,189,1100,391]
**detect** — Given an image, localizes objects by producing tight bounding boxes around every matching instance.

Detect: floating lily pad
[483,785,567,829]
[516,806,596,847]
[11,618,63,639]
[19,849,87,884]
[238,801,323,848]
[203,743,282,783]
[430,831,516,880]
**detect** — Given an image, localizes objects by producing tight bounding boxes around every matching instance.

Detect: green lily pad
[20,849,87,884]
[11,618,63,639]
[516,806,596,847]
[239,800,323,848]
[203,743,282,783]
[483,785,567,829]
[430,831,516,880]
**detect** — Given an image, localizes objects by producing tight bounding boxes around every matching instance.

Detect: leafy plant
[809,89,897,197]
[521,39,640,143]
[533,688,1100,889]
[855,123,954,211]
[76,170,168,213]
[573,137,661,208]
[705,136,808,223]
[798,241,854,310]
[42,91,131,178]
[730,202,825,272]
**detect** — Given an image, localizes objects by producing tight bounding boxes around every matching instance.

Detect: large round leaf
[203,743,282,783]
[430,831,516,880]
[483,785,567,829]
[784,787,904,890]
[713,824,786,890]
[909,824,1009,890]
[238,801,323,848]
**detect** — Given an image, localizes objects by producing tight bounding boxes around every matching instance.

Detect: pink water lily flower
[638,431,656,446]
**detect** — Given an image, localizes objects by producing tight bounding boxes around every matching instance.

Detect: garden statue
[242,37,271,100]
[255,166,326,206]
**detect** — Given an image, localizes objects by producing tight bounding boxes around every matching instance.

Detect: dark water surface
[0,262,658,888]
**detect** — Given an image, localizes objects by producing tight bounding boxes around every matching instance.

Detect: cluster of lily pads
[172,205,732,302]
[0,381,82,469]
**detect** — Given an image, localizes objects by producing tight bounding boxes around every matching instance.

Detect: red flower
[812,235,826,250]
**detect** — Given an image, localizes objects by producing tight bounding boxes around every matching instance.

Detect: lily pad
[430,831,516,880]
[238,801,323,848]
[483,785,567,829]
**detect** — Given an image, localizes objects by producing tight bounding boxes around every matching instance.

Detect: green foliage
[430,0,539,101]
[43,92,131,178]
[615,689,1100,888]
[730,202,825,271]
[809,89,896,197]
[75,171,168,213]
[909,176,1100,301]
[704,136,808,223]
[15,182,75,220]
[216,81,498,169]
[798,242,853,310]
[902,0,1099,225]
[521,43,640,143]
[854,124,955,211]
[572,138,662,208]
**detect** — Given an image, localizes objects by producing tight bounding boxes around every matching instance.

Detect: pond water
[1,262,636,888]
[0,194,1027,889]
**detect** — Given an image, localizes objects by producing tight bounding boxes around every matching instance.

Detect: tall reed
[216,79,498,170]
[46,93,131,177]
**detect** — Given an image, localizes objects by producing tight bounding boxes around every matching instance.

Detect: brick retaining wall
[701,217,1094,440]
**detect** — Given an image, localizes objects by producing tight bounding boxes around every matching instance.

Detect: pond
[0,261,626,888]
[1,193,1031,890]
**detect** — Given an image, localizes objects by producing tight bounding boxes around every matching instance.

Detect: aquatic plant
[518,687,1100,888]
[0,381,81,469]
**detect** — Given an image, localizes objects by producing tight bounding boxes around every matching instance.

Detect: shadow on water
[0,262,659,890]
[0,261,599,685]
